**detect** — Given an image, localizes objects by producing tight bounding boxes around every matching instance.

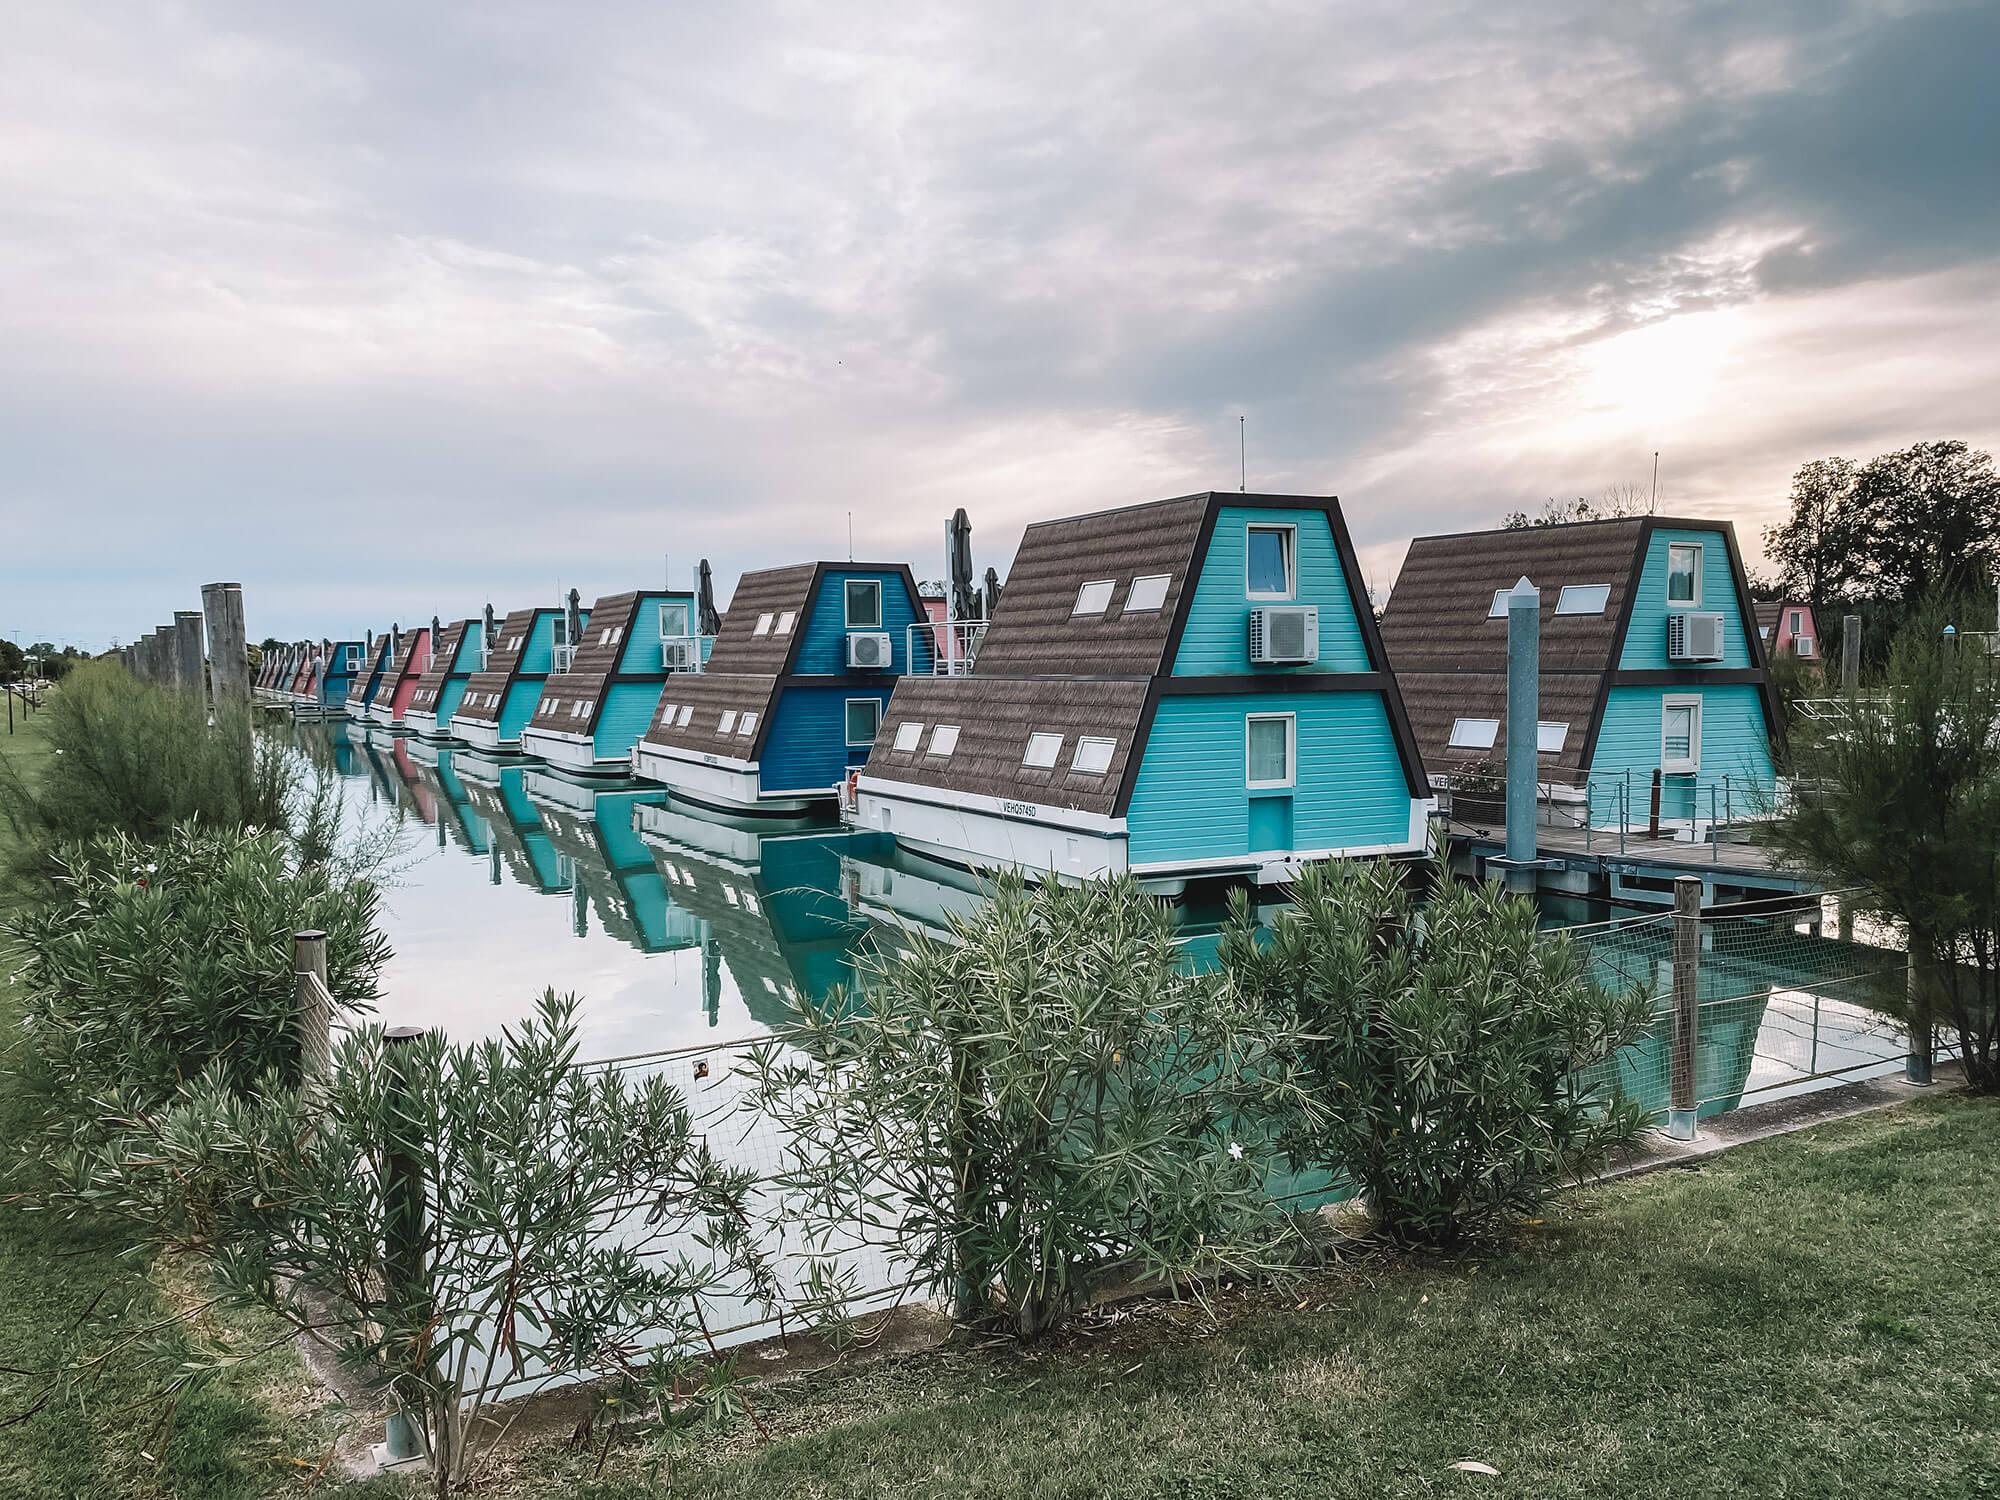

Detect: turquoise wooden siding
[615,595,683,674]
[792,571,923,676]
[520,609,590,674]
[592,790,663,871]
[1173,508,1372,676]
[436,679,468,724]
[1126,693,1414,866]
[498,680,542,741]
[762,685,897,794]
[1618,528,1756,670]
[1587,685,1776,824]
[593,682,668,760]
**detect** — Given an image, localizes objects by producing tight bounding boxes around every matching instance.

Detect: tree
[1502,482,1653,531]
[0,638,23,681]
[1764,456,1861,603]
[1767,602,2000,1092]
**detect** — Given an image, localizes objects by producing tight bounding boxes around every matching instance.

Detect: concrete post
[1668,875,1702,1141]
[1841,614,1861,692]
[173,611,206,696]
[202,583,248,709]
[1504,576,1540,891]
[292,930,333,1092]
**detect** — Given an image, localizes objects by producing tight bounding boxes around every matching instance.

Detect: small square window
[675,704,694,727]
[1247,525,1295,599]
[1449,718,1500,750]
[660,603,690,637]
[1073,580,1115,615]
[776,610,797,635]
[738,711,758,737]
[893,721,924,752]
[928,724,960,756]
[1022,732,1063,768]
[1556,585,1611,615]
[1667,543,1702,605]
[754,613,775,636]
[718,710,738,735]
[1073,736,1116,774]
[1662,697,1701,772]
[600,628,613,646]
[1537,721,1569,753]
[845,579,882,629]
[846,698,883,746]
[1246,713,1295,788]
[1125,575,1171,613]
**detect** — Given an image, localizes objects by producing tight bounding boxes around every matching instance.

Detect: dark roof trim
[1613,668,1768,687]
[776,563,928,677]
[1156,671,1397,696]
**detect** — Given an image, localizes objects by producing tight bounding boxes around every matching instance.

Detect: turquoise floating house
[312,639,367,717]
[405,615,486,740]
[854,492,1433,890]
[454,600,591,754]
[519,589,700,775]
[631,563,927,814]
[1379,515,1780,833]
[350,631,397,723]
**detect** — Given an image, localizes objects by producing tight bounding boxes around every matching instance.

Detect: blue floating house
[631,563,927,815]
[405,614,486,740]
[311,638,367,717]
[1378,514,1779,833]
[453,600,591,754]
[523,772,692,951]
[854,492,1433,890]
[519,589,700,775]
[350,630,398,724]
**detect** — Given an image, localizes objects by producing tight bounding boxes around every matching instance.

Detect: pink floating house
[1755,601,1819,659]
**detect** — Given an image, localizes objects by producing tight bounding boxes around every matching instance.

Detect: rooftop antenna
[848,511,854,562]
[1651,451,1660,511]
[1240,416,1246,492]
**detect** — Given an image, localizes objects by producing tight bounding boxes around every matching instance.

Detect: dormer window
[1246,525,1296,600]
[1125,575,1171,613]
[1073,580,1115,615]
[845,580,882,629]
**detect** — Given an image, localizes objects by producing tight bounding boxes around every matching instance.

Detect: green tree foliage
[745,873,1317,1340]
[1219,860,1651,1244]
[0,638,25,680]
[8,822,389,1121]
[1768,604,2000,1091]
[59,993,765,1497]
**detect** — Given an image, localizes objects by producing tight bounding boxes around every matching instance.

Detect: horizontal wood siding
[1127,693,1414,865]
[522,609,590,675]
[436,679,469,724]
[793,569,924,676]
[763,685,898,793]
[593,681,669,760]
[1618,527,1756,671]
[1587,684,1777,824]
[499,680,543,741]
[1174,507,1373,675]
[616,594,678,675]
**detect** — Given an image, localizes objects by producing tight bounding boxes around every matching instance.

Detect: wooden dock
[1448,817,1817,903]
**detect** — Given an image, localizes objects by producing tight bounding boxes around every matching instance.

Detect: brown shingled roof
[639,673,783,761]
[407,620,471,714]
[1395,671,1603,782]
[524,673,611,736]
[706,565,817,674]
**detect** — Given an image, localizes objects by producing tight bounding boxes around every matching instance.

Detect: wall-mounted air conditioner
[1249,606,1319,665]
[847,631,893,670]
[1667,612,1724,661]
[662,639,699,670]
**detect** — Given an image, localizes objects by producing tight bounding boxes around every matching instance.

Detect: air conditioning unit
[1248,606,1319,665]
[847,631,892,669]
[1667,612,1724,662]
[662,639,699,670]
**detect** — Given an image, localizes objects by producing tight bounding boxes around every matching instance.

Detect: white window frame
[1245,711,1296,790]
[1667,543,1703,606]
[659,602,691,638]
[1556,585,1611,615]
[1245,524,1297,601]
[844,579,883,629]
[737,711,758,737]
[1022,732,1063,768]
[927,724,960,757]
[1072,580,1115,616]
[1125,574,1171,613]
[675,704,694,727]
[892,720,924,752]
[1488,589,1512,619]
[717,709,738,735]
[776,610,797,635]
[753,612,775,636]
[1536,721,1569,753]
[845,697,883,747]
[1448,717,1500,751]
[1789,610,1803,635]
[1661,694,1701,774]
[1073,736,1116,775]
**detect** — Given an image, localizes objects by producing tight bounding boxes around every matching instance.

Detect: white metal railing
[907,619,988,676]
[662,635,713,673]
[552,643,577,672]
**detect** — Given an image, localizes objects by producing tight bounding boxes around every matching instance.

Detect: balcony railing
[552,644,577,673]
[907,620,988,677]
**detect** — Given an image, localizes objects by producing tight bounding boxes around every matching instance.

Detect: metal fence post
[382,1025,430,1465]
[292,929,333,1092]
[1668,875,1702,1141]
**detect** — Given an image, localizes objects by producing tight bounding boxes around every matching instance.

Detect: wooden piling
[202,583,249,708]
[293,929,334,1091]
[173,611,206,695]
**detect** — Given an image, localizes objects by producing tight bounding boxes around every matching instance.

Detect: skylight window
[928,724,960,756]
[1125,575,1171,613]
[753,613,775,636]
[675,704,693,727]
[1022,732,1063,768]
[1449,718,1500,750]
[1073,737,1116,774]
[1487,590,1511,619]
[1073,580,1115,616]
[659,703,677,723]
[893,721,924,752]
[718,710,738,735]
[1556,585,1611,615]
[1537,721,1569,753]
[737,711,758,736]
[776,610,797,635]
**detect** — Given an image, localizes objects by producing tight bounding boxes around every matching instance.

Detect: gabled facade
[352,632,397,718]
[452,605,590,753]
[1755,600,1820,659]
[316,639,366,713]
[405,619,483,739]
[1379,515,1780,830]
[519,589,697,775]
[360,625,432,726]
[631,563,927,813]
[855,493,1432,889]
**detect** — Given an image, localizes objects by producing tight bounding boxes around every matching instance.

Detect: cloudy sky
[3,0,1995,648]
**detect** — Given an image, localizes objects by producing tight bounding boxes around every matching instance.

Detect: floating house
[853,493,1433,889]
[350,632,397,722]
[631,563,927,814]
[360,624,432,727]
[1378,515,1780,832]
[453,601,591,754]
[1755,600,1820,660]
[312,639,367,717]
[405,615,486,739]
[518,589,699,775]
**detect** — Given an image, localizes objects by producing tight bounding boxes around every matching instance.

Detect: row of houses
[255,492,1786,891]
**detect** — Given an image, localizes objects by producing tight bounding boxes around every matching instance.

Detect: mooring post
[292,930,333,1093]
[173,612,206,696]
[202,583,249,709]
[1842,614,1861,692]
[1503,576,1540,895]
[382,1025,430,1465]
[1668,875,1702,1141]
